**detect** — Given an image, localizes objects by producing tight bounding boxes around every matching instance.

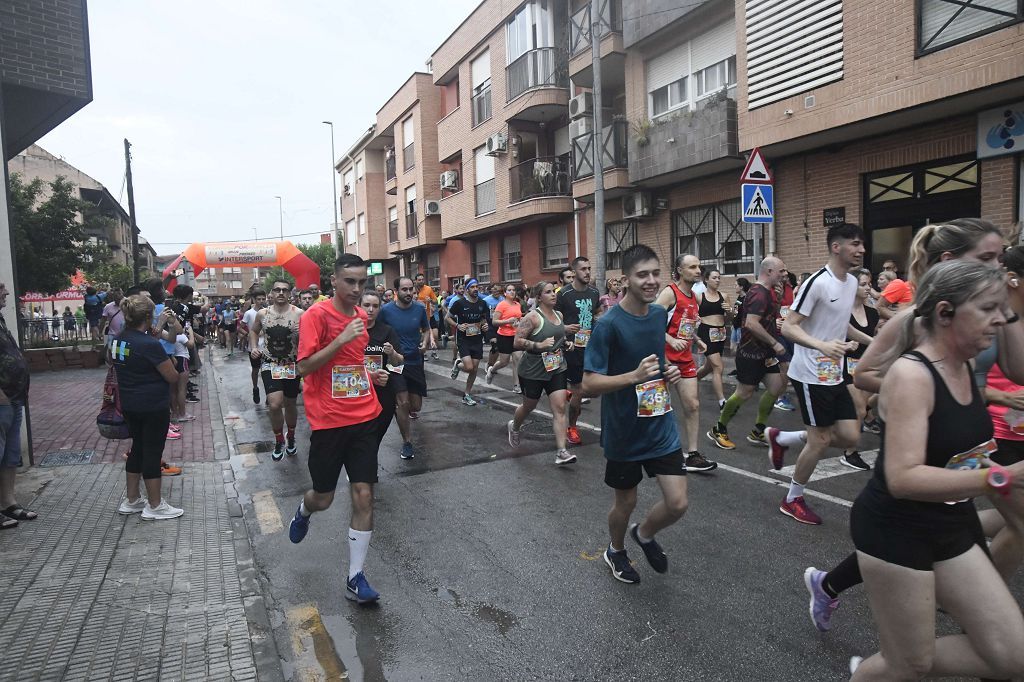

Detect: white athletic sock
[786,480,805,503]
[636,527,653,544]
[348,528,372,579]
[777,430,807,448]
[299,500,311,518]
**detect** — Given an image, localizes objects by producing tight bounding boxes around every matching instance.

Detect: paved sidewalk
[0,347,280,682]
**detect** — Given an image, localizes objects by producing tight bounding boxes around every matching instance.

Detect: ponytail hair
[908,219,1003,285]
[121,294,155,329]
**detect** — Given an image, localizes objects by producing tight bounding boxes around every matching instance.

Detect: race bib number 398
[332,365,371,399]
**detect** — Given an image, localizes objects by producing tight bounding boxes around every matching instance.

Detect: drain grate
[39,450,95,467]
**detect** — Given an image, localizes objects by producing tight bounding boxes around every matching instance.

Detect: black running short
[604,449,686,490]
[496,334,515,355]
[697,324,726,357]
[261,371,301,399]
[220,321,237,333]
[390,363,427,397]
[735,353,780,387]
[457,336,484,360]
[565,349,584,385]
[307,420,379,491]
[791,378,857,428]
[519,371,568,400]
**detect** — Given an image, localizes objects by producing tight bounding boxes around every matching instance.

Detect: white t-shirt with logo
[787,265,858,386]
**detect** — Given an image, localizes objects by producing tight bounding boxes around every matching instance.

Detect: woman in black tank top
[847,261,1024,680]
[841,270,881,467]
[695,269,730,406]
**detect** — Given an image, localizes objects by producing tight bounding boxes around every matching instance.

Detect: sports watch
[986,464,1012,498]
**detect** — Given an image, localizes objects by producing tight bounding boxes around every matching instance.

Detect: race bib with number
[542,349,562,373]
[815,355,843,384]
[709,326,727,343]
[945,439,998,504]
[363,354,384,373]
[465,324,481,337]
[270,361,297,380]
[676,318,697,341]
[636,379,672,418]
[777,306,790,331]
[846,357,859,376]
[574,329,592,348]
[331,365,371,399]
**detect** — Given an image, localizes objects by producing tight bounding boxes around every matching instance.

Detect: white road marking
[773,450,878,483]
[420,361,858,508]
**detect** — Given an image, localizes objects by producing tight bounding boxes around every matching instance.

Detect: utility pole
[323,121,340,257]
[124,139,140,285]
[590,0,606,295]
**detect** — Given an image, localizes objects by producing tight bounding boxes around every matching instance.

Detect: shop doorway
[862,155,980,276]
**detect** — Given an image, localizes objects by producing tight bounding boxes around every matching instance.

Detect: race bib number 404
[332,365,371,399]
[636,379,672,418]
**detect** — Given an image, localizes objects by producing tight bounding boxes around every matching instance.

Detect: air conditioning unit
[569,117,593,140]
[569,92,593,120]
[440,170,459,190]
[424,200,441,216]
[622,192,653,219]
[486,132,507,156]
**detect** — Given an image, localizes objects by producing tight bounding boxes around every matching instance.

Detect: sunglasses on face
[271,287,290,293]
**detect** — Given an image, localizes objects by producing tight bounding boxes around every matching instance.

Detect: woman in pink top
[486,284,523,389]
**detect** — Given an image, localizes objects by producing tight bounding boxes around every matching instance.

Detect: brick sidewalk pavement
[27,359,219,465]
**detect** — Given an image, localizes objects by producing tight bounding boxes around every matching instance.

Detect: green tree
[8,173,85,295]
[296,242,335,282]
[260,267,294,294]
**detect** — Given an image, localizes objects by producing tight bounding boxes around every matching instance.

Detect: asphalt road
[209,346,1018,681]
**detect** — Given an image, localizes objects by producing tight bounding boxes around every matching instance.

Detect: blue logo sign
[978,103,1024,160]
[742,184,773,223]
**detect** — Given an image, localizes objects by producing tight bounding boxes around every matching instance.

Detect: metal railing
[471,86,492,126]
[569,0,622,56]
[388,219,399,243]
[571,119,629,180]
[385,152,396,181]
[19,316,96,348]
[506,47,567,101]
[509,155,571,203]
[403,142,415,172]
[405,212,418,239]
[475,179,496,215]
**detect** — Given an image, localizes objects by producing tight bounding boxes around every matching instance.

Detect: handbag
[97,365,130,439]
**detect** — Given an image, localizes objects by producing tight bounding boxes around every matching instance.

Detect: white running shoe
[555,449,577,465]
[118,497,146,514]
[142,500,184,520]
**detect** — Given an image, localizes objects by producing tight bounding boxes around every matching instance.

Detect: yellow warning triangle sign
[740,147,773,184]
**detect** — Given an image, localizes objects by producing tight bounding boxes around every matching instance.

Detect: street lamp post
[273,196,283,240]
[252,228,259,281]
[323,121,340,257]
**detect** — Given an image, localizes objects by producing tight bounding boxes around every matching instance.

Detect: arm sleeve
[296,310,322,363]
[583,318,611,375]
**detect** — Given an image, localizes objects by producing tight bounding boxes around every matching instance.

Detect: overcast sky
[37,0,480,256]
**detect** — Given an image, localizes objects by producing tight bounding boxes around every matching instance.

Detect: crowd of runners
[102,214,1024,678]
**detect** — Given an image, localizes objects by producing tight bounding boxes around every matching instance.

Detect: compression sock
[756,391,777,427]
[823,553,862,597]
[718,393,744,429]
[786,480,805,503]
[777,430,807,448]
[348,529,372,579]
[274,430,284,444]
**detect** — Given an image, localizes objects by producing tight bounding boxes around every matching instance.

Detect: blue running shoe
[603,546,640,584]
[346,571,380,604]
[401,442,415,460]
[289,505,310,544]
[804,567,839,631]
[774,395,796,411]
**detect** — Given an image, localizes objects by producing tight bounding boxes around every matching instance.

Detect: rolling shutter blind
[691,19,736,71]
[646,43,688,93]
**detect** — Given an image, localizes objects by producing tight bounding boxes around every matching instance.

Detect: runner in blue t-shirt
[583,244,689,585]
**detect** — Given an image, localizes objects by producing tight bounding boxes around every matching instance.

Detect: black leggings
[123,409,170,479]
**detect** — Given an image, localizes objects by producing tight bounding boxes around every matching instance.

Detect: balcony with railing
[506,48,568,102]
[475,179,496,216]
[471,86,492,127]
[569,0,622,56]
[509,155,571,204]
[388,219,399,243]
[572,119,628,180]
[385,151,397,181]
[405,212,418,239]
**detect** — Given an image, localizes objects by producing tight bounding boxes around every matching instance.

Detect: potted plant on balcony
[631,118,653,147]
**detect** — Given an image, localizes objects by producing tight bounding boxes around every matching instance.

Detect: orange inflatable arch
[161,241,322,293]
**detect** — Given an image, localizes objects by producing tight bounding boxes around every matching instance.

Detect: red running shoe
[566,426,582,445]
[766,427,787,470]
[780,496,822,525]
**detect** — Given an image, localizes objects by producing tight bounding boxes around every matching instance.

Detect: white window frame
[355,159,364,180]
[650,76,688,119]
[358,213,366,235]
[695,56,737,100]
[346,220,357,245]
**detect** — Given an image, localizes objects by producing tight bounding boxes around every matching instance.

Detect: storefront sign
[978,103,1024,159]
[823,207,846,227]
[368,262,383,276]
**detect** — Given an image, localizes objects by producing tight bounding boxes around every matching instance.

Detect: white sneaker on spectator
[118,497,146,514]
[142,500,184,520]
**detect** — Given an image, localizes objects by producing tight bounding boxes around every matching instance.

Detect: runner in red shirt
[287,253,387,605]
[653,254,717,473]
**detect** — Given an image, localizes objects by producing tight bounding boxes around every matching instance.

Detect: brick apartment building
[337,0,1023,293]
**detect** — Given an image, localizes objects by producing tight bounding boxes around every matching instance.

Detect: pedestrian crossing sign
[742,183,773,223]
